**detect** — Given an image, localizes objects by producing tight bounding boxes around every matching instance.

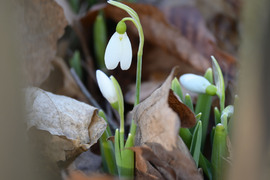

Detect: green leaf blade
[190,121,202,167]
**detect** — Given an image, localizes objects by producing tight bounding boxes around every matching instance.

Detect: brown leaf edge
[131,143,203,180]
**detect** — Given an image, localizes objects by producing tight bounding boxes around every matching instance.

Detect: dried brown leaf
[25,87,107,162]
[132,143,203,180]
[22,0,68,86]
[133,68,196,149]
[168,90,196,128]
[125,81,162,104]
[132,68,200,179]
[161,5,236,79]
[40,57,87,102]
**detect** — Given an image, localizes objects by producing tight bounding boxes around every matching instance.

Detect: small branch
[70,68,118,129]
[71,68,100,108]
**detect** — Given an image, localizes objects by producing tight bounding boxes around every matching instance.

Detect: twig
[70,68,118,129]
[71,68,100,108]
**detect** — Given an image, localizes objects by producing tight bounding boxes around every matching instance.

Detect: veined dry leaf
[125,81,162,104]
[22,0,68,86]
[133,68,201,179]
[40,57,87,102]
[160,5,236,79]
[132,143,203,180]
[133,67,195,148]
[25,87,107,162]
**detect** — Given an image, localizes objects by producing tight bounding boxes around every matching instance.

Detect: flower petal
[120,33,132,70]
[180,74,211,94]
[96,70,117,103]
[105,32,122,70]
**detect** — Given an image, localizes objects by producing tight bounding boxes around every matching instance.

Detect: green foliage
[190,121,202,167]
[175,57,234,180]
[211,124,228,180]
[69,50,82,79]
[211,56,225,111]
[171,77,184,101]
[185,94,194,112]
[98,110,117,175]
[94,11,107,70]
[199,153,213,180]
[195,68,213,149]
[68,0,80,13]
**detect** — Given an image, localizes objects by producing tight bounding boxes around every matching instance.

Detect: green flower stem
[108,1,139,23]
[100,130,117,175]
[111,76,125,150]
[121,133,135,178]
[98,110,117,175]
[211,124,228,180]
[108,1,144,138]
[195,68,213,149]
[214,107,221,125]
[114,129,122,175]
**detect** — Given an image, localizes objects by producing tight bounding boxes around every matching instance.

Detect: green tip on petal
[116,21,127,34]
[206,85,217,96]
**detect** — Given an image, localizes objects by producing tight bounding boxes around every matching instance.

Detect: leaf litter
[25,87,107,162]
[21,0,240,179]
[133,67,202,179]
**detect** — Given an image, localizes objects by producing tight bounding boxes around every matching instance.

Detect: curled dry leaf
[131,143,203,180]
[133,67,196,148]
[132,67,201,179]
[25,87,107,162]
[21,0,68,86]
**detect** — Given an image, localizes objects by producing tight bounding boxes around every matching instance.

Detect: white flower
[180,74,211,94]
[96,70,117,104]
[105,32,132,70]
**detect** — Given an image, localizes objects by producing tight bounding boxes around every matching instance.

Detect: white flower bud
[105,32,132,70]
[180,74,211,94]
[96,70,118,104]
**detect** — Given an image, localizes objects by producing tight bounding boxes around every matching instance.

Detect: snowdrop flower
[105,21,132,70]
[180,73,217,95]
[96,70,117,104]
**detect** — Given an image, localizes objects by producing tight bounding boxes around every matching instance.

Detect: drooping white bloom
[105,32,132,70]
[96,70,117,104]
[180,74,211,94]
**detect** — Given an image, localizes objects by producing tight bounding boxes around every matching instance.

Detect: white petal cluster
[105,32,132,70]
[96,70,117,104]
[180,74,211,94]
